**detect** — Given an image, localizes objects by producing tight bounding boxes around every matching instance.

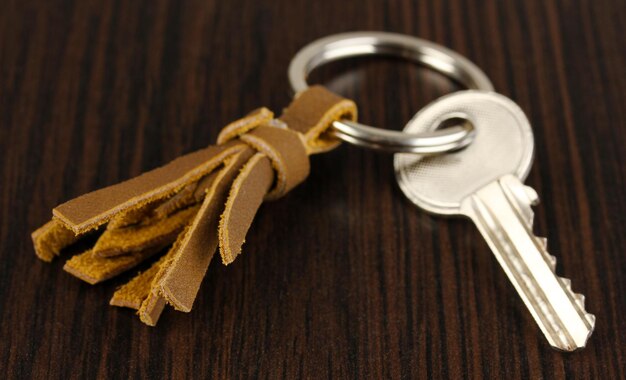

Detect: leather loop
[240,126,309,200]
[216,107,274,144]
[279,85,357,154]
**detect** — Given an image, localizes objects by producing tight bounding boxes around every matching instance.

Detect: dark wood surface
[1,0,625,378]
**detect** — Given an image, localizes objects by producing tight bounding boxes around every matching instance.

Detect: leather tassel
[32,86,357,326]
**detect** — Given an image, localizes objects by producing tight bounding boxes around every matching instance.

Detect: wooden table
[1,0,624,378]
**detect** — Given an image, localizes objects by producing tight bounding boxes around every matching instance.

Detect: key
[394,91,595,351]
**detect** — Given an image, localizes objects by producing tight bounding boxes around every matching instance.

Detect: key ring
[288,31,495,153]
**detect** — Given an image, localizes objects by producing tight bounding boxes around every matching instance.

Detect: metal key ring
[288,31,494,153]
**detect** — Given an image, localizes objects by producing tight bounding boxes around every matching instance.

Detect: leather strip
[53,141,245,234]
[240,125,309,200]
[137,223,191,325]
[153,172,217,219]
[108,167,231,319]
[109,255,167,309]
[107,203,156,229]
[219,153,274,265]
[151,183,197,220]
[92,205,199,257]
[63,244,166,285]
[216,107,274,145]
[279,85,357,154]
[138,161,254,323]
[138,290,166,326]
[31,220,80,262]
[159,148,254,311]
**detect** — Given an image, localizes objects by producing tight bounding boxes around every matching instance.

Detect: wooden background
[1,0,624,378]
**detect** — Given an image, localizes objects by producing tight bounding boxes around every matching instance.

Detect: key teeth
[475,176,596,351]
[586,313,596,327]
[574,293,586,308]
[548,254,557,271]
[560,277,572,289]
[534,236,556,269]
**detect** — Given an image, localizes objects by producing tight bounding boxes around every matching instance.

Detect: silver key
[394,91,595,351]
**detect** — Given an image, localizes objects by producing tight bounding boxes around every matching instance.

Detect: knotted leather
[32,85,357,326]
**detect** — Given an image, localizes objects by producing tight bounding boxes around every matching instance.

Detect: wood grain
[1,0,625,378]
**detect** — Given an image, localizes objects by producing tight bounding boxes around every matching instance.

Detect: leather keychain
[32,32,487,326]
[33,87,359,325]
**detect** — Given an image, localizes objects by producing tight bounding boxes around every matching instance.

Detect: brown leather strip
[109,255,167,309]
[192,171,220,201]
[158,148,254,311]
[216,107,274,145]
[53,141,245,234]
[152,170,218,219]
[219,153,274,265]
[151,183,196,219]
[93,205,199,257]
[32,219,80,262]
[138,291,166,326]
[240,125,310,200]
[63,244,165,285]
[107,202,157,230]
[279,85,357,154]
[136,222,192,325]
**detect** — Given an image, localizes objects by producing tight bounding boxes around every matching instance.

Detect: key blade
[461,175,595,351]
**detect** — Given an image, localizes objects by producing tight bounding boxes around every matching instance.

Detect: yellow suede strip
[109,254,168,310]
[32,219,80,262]
[137,227,190,326]
[151,183,196,220]
[92,205,199,257]
[107,201,157,230]
[137,292,166,327]
[152,171,218,220]
[63,245,165,285]
[302,99,357,153]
